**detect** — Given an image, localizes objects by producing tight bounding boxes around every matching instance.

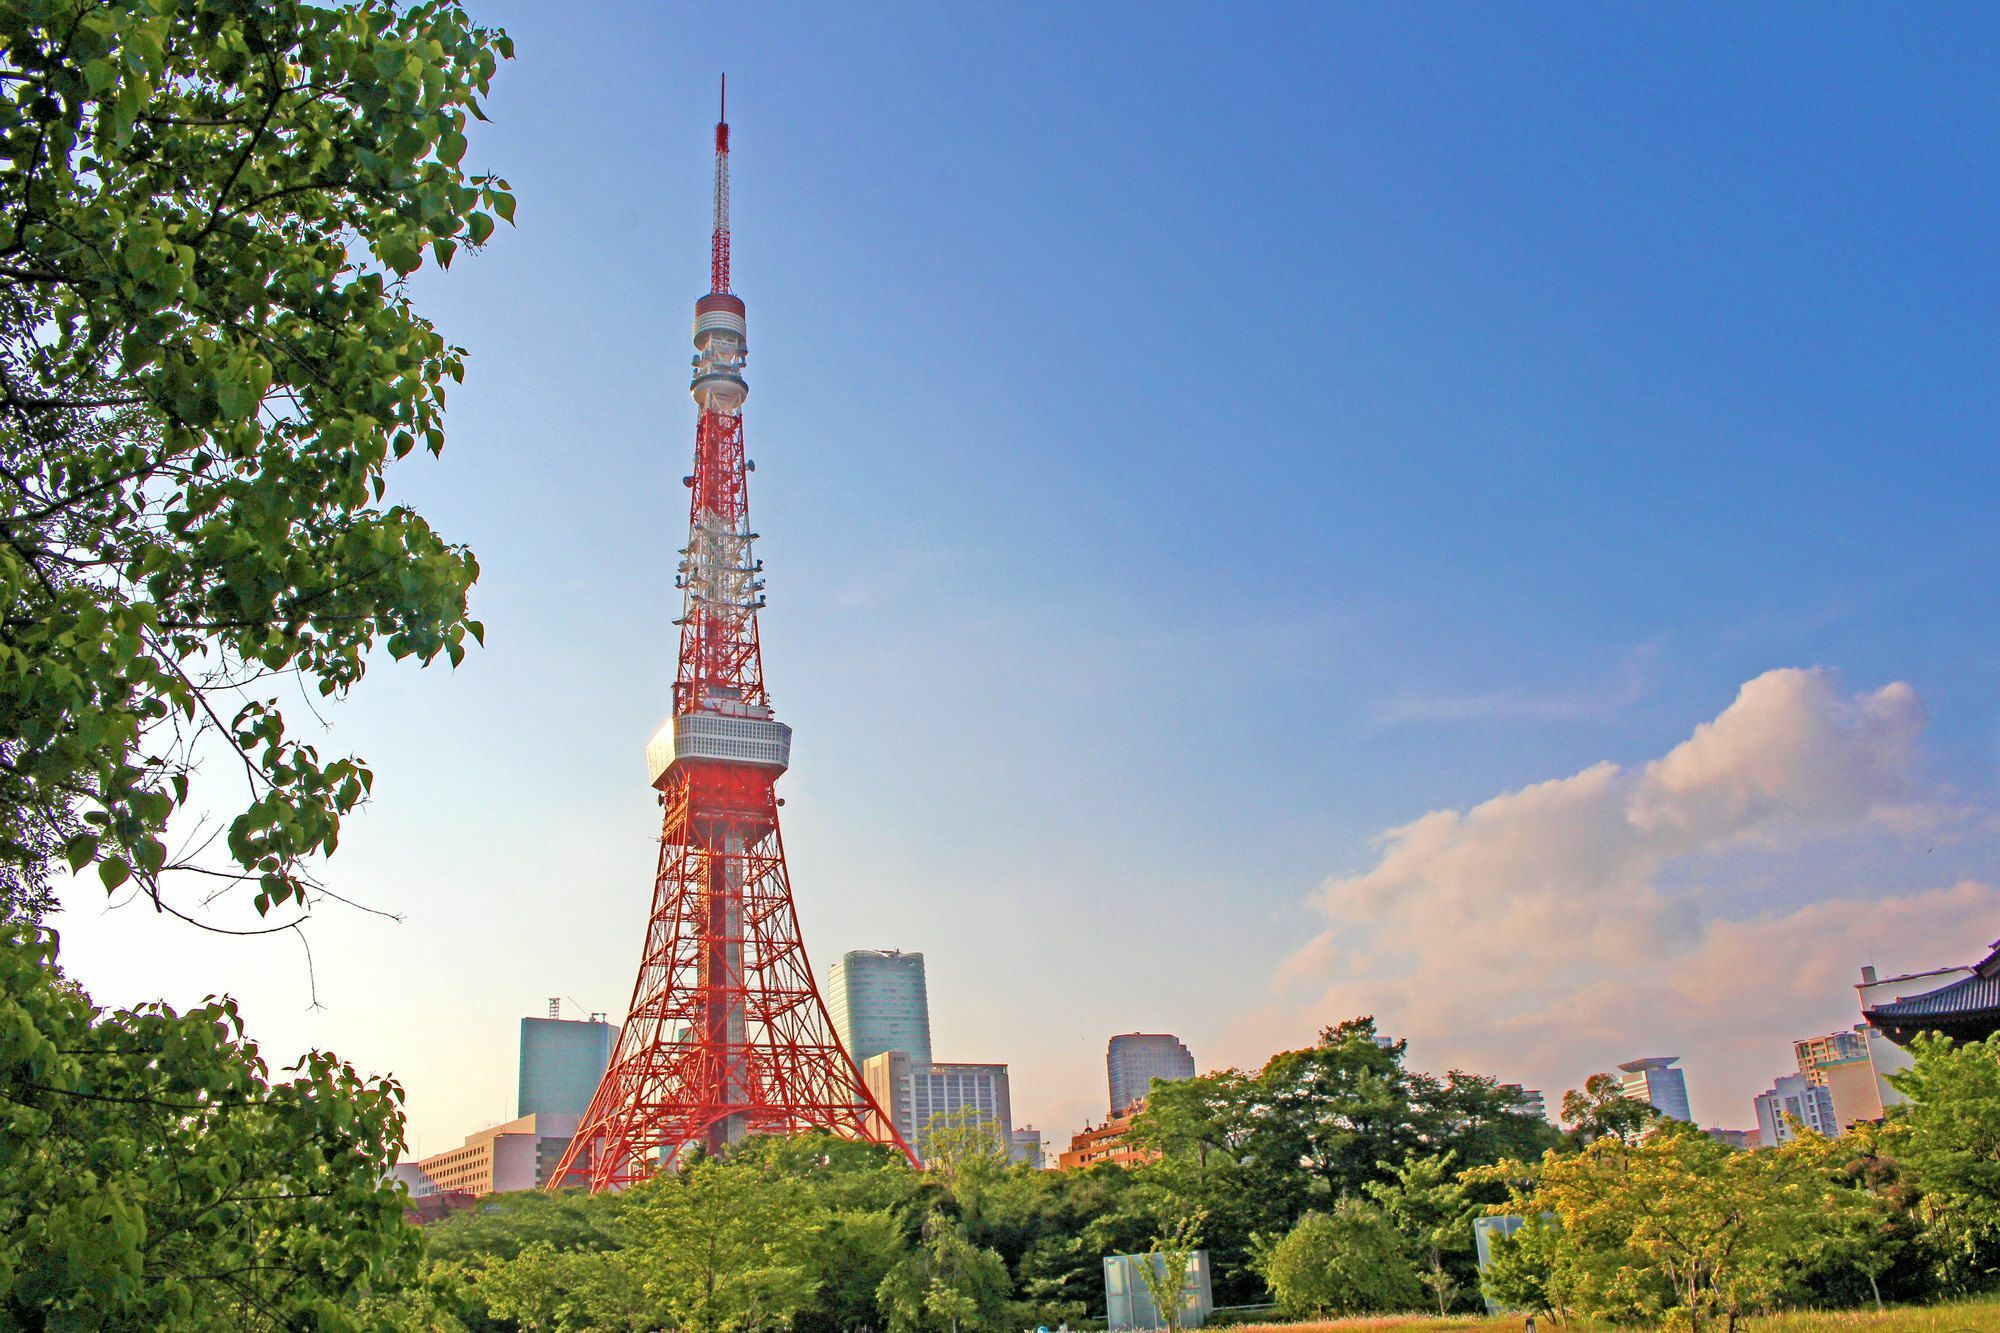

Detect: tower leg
[549,769,913,1189]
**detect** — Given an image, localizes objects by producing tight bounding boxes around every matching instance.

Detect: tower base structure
[550,763,911,1189]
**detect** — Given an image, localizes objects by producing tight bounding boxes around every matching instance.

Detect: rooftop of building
[1617,1056,1682,1072]
[1865,940,2000,1028]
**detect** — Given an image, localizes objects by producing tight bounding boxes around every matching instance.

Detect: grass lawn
[1222,1295,2000,1333]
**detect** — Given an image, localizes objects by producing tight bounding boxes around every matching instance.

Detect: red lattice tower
[551,83,913,1189]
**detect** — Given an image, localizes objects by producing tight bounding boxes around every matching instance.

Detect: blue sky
[57,4,2000,1149]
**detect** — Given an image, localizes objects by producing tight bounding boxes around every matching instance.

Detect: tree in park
[1132,1212,1205,1333]
[877,1209,1013,1333]
[1478,1217,1569,1325]
[1253,1198,1423,1318]
[919,1103,1012,1227]
[1884,1032,2000,1283]
[1123,1016,1556,1304]
[616,1154,823,1333]
[1365,1152,1477,1314]
[1560,1070,1659,1145]
[0,918,418,1328]
[0,0,512,1324]
[1473,1121,1869,1331]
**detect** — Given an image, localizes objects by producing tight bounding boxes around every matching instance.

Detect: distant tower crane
[550,82,913,1188]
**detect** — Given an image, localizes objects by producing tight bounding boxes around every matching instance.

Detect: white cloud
[1279,667,1999,1128]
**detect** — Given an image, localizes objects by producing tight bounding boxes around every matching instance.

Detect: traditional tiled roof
[1867,972,2000,1019]
[1865,940,2000,1023]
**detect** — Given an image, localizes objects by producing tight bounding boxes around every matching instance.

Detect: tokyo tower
[551,84,913,1189]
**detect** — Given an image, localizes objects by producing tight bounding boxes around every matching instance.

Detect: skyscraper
[829,949,933,1067]
[1617,1056,1692,1123]
[1107,1033,1196,1115]
[518,1013,617,1119]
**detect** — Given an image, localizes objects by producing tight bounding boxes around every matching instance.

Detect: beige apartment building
[405,1112,581,1198]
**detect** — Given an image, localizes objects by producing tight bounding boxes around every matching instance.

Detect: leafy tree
[0,1,510,1319]
[0,916,418,1328]
[1885,1032,2000,1283]
[729,1130,924,1216]
[1125,1016,1554,1304]
[467,1241,648,1332]
[877,1210,1012,1333]
[1474,1123,1866,1331]
[1792,1122,1936,1311]
[1253,1198,1423,1318]
[1560,1071,1659,1145]
[793,1210,907,1333]
[1118,1069,1266,1303]
[619,1156,823,1332]
[1005,1164,1149,1318]
[437,1136,934,1332]
[920,1104,1011,1229]
[1366,1152,1477,1313]
[1478,1217,1569,1324]
[420,1185,630,1266]
[1133,1212,1204,1333]
[0,0,511,922]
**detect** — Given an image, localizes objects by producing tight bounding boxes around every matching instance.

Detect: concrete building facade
[1058,1105,1155,1170]
[518,1014,617,1119]
[1618,1056,1692,1123]
[829,950,933,1068]
[1754,1073,1836,1146]
[409,1112,582,1198]
[1792,1029,1867,1087]
[1820,1053,1888,1130]
[1500,1083,1547,1120]
[861,1051,1011,1165]
[1856,962,1975,1115]
[1107,1033,1196,1116]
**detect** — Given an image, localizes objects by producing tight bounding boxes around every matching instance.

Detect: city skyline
[45,3,2000,1154]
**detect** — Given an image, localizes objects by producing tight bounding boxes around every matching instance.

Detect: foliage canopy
[0,917,417,1329]
[0,0,511,922]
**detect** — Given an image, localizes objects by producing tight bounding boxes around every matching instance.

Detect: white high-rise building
[1754,1072,1837,1145]
[828,949,932,1068]
[861,1051,1013,1165]
[1107,1033,1196,1115]
[1617,1056,1692,1123]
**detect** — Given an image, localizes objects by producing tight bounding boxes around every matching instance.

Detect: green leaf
[380,236,422,274]
[99,856,131,891]
[65,833,101,872]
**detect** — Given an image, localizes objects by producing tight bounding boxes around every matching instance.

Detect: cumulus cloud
[1279,667,1999,1127]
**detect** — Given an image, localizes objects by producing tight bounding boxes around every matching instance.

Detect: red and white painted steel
[550,85,913,1189]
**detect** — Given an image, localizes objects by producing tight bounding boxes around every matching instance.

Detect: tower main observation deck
[550,88,913,1188]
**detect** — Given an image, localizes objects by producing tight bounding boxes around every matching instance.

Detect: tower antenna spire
[710,73,731,294]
